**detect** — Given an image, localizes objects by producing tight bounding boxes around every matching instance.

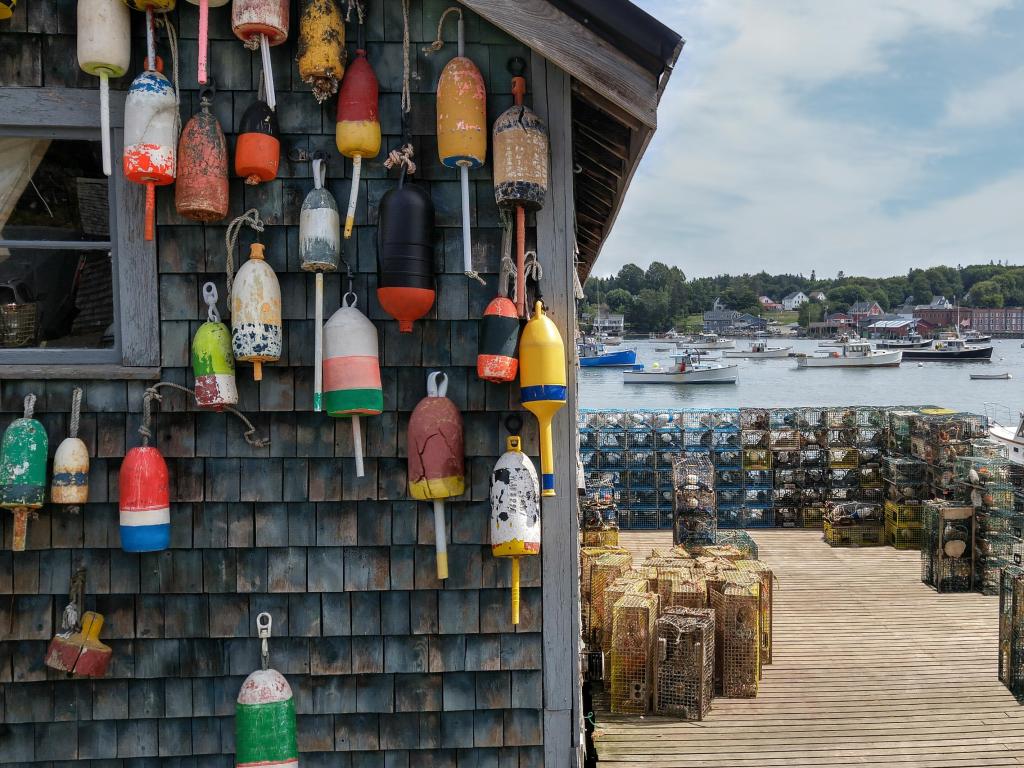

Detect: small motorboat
[723,340,792,358]
[578,341,637,368]
[970,372,1011,380]
[624,353,738,384]
[964,330,992,344]
[901,336,993,361]
[681,332,735,350]
[875,332,931,349]
[796,342,902,368]
[818,333,861,347]
[653,345,672,352]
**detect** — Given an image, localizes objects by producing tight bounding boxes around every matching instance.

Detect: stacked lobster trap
[672,452,716,547]
[823,501,885,547]
[999,564,1024,700]
[921,501,975,593]
[653,607,715,719]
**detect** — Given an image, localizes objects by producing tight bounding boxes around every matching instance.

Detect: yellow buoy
[297,0,346,103]
[519,300,566,496]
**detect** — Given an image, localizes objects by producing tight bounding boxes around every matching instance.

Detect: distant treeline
[582,263,1024,332]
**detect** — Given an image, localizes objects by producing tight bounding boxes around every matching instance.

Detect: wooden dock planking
[593,529,1024,767]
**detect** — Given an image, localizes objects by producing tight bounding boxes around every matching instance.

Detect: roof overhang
[461,0,683,281]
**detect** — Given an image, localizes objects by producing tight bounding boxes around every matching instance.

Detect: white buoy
[77,0,131,176]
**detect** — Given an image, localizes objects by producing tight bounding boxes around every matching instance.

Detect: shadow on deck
[593,529,1024,768]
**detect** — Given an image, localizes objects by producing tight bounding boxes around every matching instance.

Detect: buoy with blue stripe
[300,157,339,411]
[192,282,238,410]
[52,388,89,511]
[236,612,298,768]
[119,443,170,552]
[408,372,464,580]
[323,292,382,478]
[519,300,566,496]
[0,394,47,551]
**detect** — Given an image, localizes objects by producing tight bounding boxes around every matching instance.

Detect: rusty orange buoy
[175,88,228,222]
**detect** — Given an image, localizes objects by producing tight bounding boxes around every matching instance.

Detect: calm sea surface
[578,338,1024,416]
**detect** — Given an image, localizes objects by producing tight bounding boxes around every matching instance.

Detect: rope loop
[139,382,271,449]
[225,209,265,296]
[69,387,83,439]
[345,0,365,24]
[383,144,417,175]
[23,393,35,419]
[424,7,461,54]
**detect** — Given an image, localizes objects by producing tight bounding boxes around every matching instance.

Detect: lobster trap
[735,560,773,664]
[710,582,760,698]
[609,592,659,714]
[582,550,633,645]
[921,502,974,593]
[653,607,715,719]
[600,574,651,667]
[824,521,884,547]
[999,565,1024,700]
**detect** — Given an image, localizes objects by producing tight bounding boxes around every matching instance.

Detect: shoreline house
[759,296,783,311]
[849,300,885,326]
[781,291,809,311]
[810,290,827,303]
[594,312,625,336]
[0,2,681,766]
[704,298,741,333]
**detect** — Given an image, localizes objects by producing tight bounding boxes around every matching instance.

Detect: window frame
[0,87,159,378]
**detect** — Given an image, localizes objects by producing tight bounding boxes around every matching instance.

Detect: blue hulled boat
[578,341,637,368]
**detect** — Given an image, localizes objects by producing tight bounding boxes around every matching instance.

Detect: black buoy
[377,172,436,333]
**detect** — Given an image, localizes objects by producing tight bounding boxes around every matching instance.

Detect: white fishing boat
[875,331,931,349]
[723,340,792,358]
[680,332,735,350]
[624,353,738,384]
[818,333,861,348]
[987,405,1024,465]
[796,342,902,368]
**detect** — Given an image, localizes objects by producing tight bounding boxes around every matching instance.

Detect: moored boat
[723,340,792,358]
[623,353,738,384]
[818,333,861,347]
[901,337,993,361]
[681,332,735,350]
[875,331,931,349]
[578,342,637,368]
[970,372,1011,380]
[796,342,902,368]
[965,330,992,344]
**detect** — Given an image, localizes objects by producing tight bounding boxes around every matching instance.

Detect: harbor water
[579,338,1024,414]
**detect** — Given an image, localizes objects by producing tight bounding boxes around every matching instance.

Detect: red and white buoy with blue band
[119,445,170,552]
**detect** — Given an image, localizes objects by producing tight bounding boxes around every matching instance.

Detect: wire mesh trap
[710,581,760,698]
[653,607,715,719]
[609,592,660,714]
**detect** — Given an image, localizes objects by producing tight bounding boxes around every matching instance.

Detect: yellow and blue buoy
[519,300,566,496]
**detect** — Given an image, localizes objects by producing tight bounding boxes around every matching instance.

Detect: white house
[782,291,809,311]
[594,312,625,334]
[810,291,827,302]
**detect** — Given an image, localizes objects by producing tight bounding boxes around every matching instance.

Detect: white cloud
[594,0,1022,278]
[945,65,1024,126]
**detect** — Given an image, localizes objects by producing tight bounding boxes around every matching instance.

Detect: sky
[594,0,1024,278]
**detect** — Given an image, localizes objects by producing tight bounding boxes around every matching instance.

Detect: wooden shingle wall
[0,1,562,765]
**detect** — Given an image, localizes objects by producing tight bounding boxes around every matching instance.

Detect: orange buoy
[478,296,519,382]
[235,98,280,185]
[175,88,228,222]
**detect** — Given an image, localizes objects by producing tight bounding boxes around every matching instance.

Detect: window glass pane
[0,248,114,349]
[0,138,109,242]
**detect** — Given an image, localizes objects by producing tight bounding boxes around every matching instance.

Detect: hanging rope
[425,7,462,54]
[524,250,543,301]
[157,13,182,170]
[69,387,82,440]
[59,567,87,634]
[23,393,35,419]
[224,209,265,296]
[383,144,417,175]
[344,0,364,24]
[499,213,516,300]
[400,0,412,114]
[139,382,270,448]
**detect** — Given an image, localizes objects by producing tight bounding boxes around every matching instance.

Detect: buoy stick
[313,272,324,411]
[99,71,111,176]
[511,556,520,625]
[146,8,155,71]
[11,507,27,552]
[344,155,362,238]
[260,34,276,111]
[515,205,526,316]
[460,163,472,276]
[253,361,263,381]
[144,182,155,241]
[457,16,465,57]
[352,415,364,477]
[198,0,210,84]
[433,499,448,580]
[539,416,555,497]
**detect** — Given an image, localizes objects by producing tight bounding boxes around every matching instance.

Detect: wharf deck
[593,529,1024,767]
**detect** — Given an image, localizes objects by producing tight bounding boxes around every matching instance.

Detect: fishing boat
[623,353,738,384]
[987,405,1024,464]
[653,345,672,352]
[818,333,861,348]
[680,333,735,350]
[578,341,637,368]
[599,333,623,347]
[901,337,993,361]
[723,339,792,358]
[875,331,931,349]
[965,330,992,344]
[796,342,902,368]
[970,372,1011,380]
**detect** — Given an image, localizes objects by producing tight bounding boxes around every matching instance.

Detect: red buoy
[175,88,228,222]
[119,446,170,552]
[478,296,519,382]
[377,173,435,332]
